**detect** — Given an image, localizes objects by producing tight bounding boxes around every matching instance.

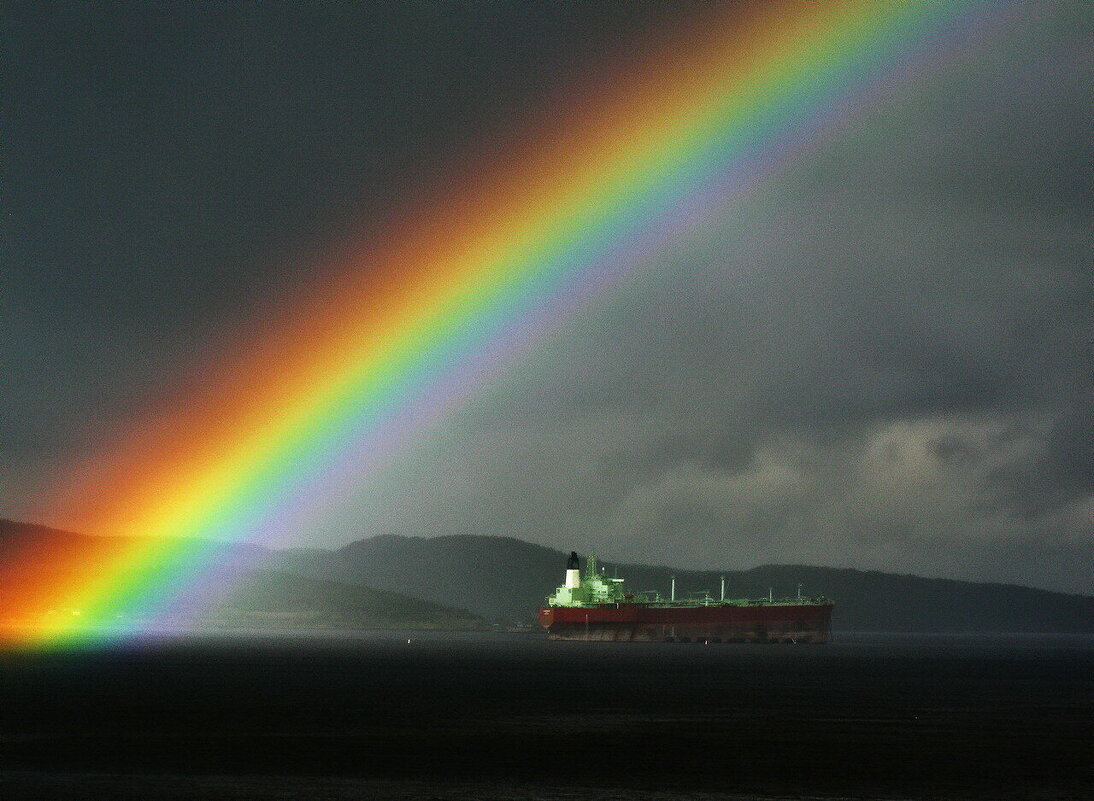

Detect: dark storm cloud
[3,0,699,445]
[4,3,1091,593]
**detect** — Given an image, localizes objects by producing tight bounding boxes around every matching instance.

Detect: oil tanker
[539,552,833,643]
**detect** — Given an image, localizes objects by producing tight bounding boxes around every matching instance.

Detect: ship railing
[638,595,832,607]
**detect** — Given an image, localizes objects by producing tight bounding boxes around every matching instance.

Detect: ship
[539,552,833,643]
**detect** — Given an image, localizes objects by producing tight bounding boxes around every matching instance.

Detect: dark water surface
[1,632,1090,800]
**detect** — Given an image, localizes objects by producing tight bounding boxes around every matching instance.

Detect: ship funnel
[565,552,581,589]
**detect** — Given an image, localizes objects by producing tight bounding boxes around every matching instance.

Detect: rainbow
[5,1,992,646]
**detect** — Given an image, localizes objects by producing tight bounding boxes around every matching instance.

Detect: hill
[276,533,564,622]
[191,569,484,630]
[274,533,1094,633]
[0,519,481,631]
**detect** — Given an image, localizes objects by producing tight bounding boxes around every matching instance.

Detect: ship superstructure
[539,552,833,643]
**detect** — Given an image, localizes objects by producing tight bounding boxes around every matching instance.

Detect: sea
[1,631,1090,800]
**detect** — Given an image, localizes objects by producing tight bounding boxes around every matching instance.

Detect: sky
[3,2,1091,595]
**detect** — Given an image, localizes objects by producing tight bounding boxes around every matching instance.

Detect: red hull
[539,603,832,643]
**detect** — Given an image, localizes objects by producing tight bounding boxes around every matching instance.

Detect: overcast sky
[4,2,1091,594]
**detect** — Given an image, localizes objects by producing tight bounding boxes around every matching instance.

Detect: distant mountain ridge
[3,519,1091,633]
[275,533,1094,633]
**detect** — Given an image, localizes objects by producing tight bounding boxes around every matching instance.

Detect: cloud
[4,3,1090,594]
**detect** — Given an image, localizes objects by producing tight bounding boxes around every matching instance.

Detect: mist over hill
[191,569,484,630]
